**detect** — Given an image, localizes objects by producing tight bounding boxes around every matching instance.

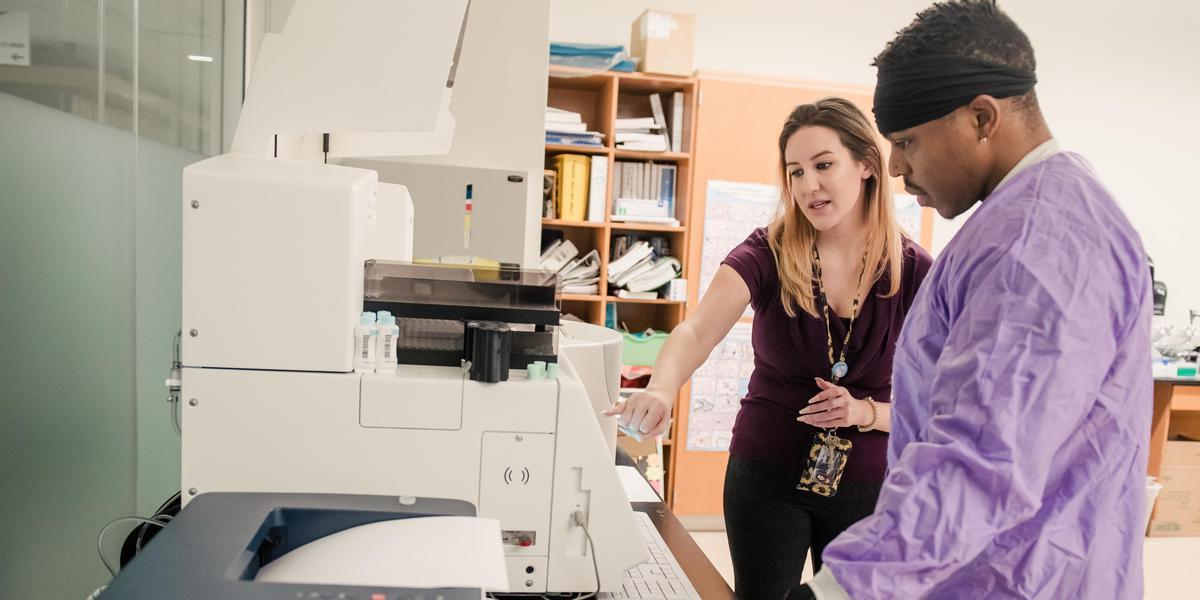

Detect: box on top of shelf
[629,10,694,77]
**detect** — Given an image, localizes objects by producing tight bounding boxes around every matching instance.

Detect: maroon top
[721,228,932,483]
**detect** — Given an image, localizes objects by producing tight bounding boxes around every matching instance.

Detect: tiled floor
[689,530,1200,598]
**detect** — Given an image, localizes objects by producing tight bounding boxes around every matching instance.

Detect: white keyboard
[599,511,703,600]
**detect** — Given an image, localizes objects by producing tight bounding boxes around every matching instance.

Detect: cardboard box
[617,432,665,495]
[630,11,694,76]
[1148,439,1200,536]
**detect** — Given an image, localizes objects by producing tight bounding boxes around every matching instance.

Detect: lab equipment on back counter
[1149,257,1167,317]
[154,1,651,593]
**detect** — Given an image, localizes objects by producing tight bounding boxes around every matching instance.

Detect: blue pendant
[832,362,848,379]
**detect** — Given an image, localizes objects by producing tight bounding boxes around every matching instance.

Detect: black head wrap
[873,55,1036,135]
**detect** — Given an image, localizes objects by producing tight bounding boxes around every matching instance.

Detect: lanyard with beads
[812,245,868,385]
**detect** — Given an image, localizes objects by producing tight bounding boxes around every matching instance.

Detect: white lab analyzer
[174,0,648,594]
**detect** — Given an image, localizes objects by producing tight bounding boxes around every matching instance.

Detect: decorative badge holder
[796,431,853,497]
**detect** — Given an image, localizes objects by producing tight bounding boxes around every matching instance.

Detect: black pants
[723,455,882,600]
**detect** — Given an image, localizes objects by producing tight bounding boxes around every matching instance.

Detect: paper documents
[256,516,509,592]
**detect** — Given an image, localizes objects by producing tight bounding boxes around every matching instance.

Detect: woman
[605,98,932,599]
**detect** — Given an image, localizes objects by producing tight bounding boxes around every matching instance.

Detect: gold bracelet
[857,396,878,432]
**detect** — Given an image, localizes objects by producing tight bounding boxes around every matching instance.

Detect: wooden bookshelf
[543,65,699,506]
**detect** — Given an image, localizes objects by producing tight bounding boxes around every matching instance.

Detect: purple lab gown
[821,152,1152,599]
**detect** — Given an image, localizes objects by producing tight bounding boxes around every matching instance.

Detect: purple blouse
[721,228,932,483]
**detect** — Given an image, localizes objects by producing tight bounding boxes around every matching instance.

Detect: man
[788,1,1152,598]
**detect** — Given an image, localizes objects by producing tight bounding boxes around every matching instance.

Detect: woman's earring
[979,137,989,144]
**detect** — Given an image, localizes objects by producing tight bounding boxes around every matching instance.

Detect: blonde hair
[767,97,904,318]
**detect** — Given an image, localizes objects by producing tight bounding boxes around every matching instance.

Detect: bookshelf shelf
[545,144,612,156]
[616,433,674,447]
[614,149,690,162]
[606,297,686,305]
[559,294,606,302]
[608,222,686,233]
[558,294,684,306]
[542,218,606,229]
[546,65,620,86]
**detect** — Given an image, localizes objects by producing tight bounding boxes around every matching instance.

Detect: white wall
[551,0,1200,324]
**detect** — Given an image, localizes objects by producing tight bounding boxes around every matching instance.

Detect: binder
[650,93,669,149]
[588,155,608,223]
[553,154,590,221]
[670,91,684,153]
[659,164,677,217]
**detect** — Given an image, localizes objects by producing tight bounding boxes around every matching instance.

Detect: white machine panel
[558,321,623,455]
[367,182,415,263]
[182,154,375,373]
[183,368,477,503]
[360,366,463,430]
[181,359,645,592]
[507,557,548,593]
[350,161,530,263]
[479,432,554,554]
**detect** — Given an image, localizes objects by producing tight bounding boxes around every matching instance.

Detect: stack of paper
[614,94,671,152]
[540,239,578,272]
[606,241,654,285]
[560,250,601,295]
[549,42,636,72]
[254,516,508,591]
[622,257,682,293]
[615,117,661,133]
[541,241,601,295]
[615,133,668,152]
[606,241,682,299]
[546,107,604,147]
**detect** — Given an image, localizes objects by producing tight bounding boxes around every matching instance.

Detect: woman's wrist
[643,383,675,406]
[855,397,879,431]
[850,397,868,427]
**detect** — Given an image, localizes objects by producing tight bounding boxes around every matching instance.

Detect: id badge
[796,431,852,497]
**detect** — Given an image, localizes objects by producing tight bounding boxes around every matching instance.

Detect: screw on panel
[525,580,534,588]
[515,434,523,442]
[187,487,197,496]
[189,329,198,337]
[188,398,198,407]
[190,200,199,209]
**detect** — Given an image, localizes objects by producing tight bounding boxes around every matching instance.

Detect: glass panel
[0,0,228,153]
[0,36,137,600]
[102,0,135,130]
[0,0,101,116]
[139,0,225,154]
[0,1,242,596]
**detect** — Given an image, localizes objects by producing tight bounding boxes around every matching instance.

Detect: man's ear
[967,94,1002,142]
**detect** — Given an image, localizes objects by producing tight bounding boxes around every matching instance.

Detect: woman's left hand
[797,377,872,428]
